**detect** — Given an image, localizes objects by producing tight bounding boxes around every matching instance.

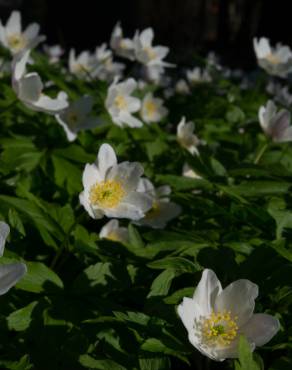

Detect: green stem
[254,142,269,164]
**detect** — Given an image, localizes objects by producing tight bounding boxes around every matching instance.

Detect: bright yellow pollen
[144,47,157,60]
[202,311,238,347]
[89,180,125,208]
[114,95,128,110]
[7,34,26,51]
[266,53,281,65]
[145,100,157,117]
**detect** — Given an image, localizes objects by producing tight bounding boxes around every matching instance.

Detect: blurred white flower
[259,100,292,142]
[68,49,98,80]
[177,117,200,155]
[178,269,280,361]
[0,11,45,55]
[55,93,101,141]
[175,79,190,95]
[182,163,202,179]
[12,50,68,114]
[0,221,26,295]
[99,219,129,243]
[266,81,292,107]
[43,44,64,64]
[95,43,125,81]
[105,78,143,128]
[253,37,292,78]
[186,67,211,85]
[110,22,135,61]
[140,92,168,123]
[80,144,152,220]
[135,178,181,229]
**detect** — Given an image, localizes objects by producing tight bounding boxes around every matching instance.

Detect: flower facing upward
[105,78,143,128]
[177,117,200,155]
[140,92,168,123]
[110,22,135,61]
[253,37,292,78]
[80,144,152,220]
[12,50,68,114]
[259,100,292,142]
[99,219,129,243]
[0,11,45,55]
[178,269,280,361]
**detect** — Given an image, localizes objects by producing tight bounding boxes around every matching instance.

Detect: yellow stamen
[89,180,125,208]
[145,100,157,117]
[144,47,157,60]
[7,33,26,51]
[114,95,128,110]
[266,53,281,65]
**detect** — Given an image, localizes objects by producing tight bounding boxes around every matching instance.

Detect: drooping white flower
[12,50,68,114]
[253,37,292,78]
[95,43,125,81]
[266,81,292,107]
[134,178,181,229]
[182,163,202,179]
[258,100,292,142]
[178,269,280,361]
[68,49,98,80]
[99,219,129,243]
[110,22,135,61]
[105,78,143,128]
[0,11,45,55]
[55,93,101,141]
[177,117,200,155]
[140,92,168,123]
[186,67,211,85]
[175,79,190,95]
[43,44,64,64]
[79,144,152,220]
[0,221,26,295]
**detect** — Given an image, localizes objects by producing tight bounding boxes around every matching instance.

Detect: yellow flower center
[201,311,238,347]
[89,180,125,209]
[144,47,157,61]
[114,95,128,110]
[7,33,26,52]
[107,231,121,242]
[145,100,157,117]
[266,53,281,65]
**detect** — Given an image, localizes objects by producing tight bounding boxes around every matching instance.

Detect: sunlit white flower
[110,22,135,61]
[55,93,101,141]
[186,67,211,85]
[0,221,26,295]
[12,50,68,114]
[175,79,190,95]
[135,178,181,229]
[140,92,168,123]
[43,44,64,64]
[105,78,143,128]
[182,163,202,179]
[253,37,292,78]
[80,144,152,220]
[99,219,129,243]
[177,117,200,155]
[258,100,292,142]
[95,43,125,81]
[0,11,45,55]
[178,269,280,361]
[68,49,98,80]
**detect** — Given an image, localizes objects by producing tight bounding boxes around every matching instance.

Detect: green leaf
[147,257,198,274]
[148,269,176,297]
[235,336,261,370]
[139,357,170,370]
[128,224,145,248]
[7,301,38,331]
[52,155,82,194]
[79,355,126,370]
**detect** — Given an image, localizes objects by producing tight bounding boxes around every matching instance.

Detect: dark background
[0,0,291,69]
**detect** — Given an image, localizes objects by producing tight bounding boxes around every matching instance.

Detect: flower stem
[254,142,269,164]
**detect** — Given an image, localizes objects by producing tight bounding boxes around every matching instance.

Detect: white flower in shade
[266,81,292,107]
[68,49,98,80]
[175,79,190,95]
[55,93,101,141]
[178,269,280,361]
[0,222,26,295]
[43,44,64,64]
[99,219,129,243]
[110,22,135,61]
[253,37,292,78]
[258,100,292,142]
[79,144,152,220]
[177,117,200,155]
[186,67,212,85]
[182,163,202,179]
[0,11,45,55]
[140,92,168,123]
[135,178,181,229]
[105,78,143,128]
[12,50,68,114]
[95,43,125,82]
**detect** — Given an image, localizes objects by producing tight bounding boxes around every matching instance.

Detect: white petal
[100,219,118,238]
[30,94,68,114]
[177,297,203,332]
[107,162,144,192]
[123,191,152,213]
[240,313,280,346]
[79,191,97,219]
[97,144,117,179]
[0,263,26,295]
[24,23,40,40]
[17,72,43,102]
[140,28,154,47]
[119,112,143,127]
[82,163,101,190]
[12,49,30,81]
[0,222,10,257]
[104,203,145,220]
[6,11,21,35]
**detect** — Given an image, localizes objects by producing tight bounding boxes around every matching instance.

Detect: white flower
[55,93,101,141]
[177,117,200,155]
[95,43,125,81]
[140,92,168,123]
[253,37,292,78]
[0,11,45,55]
[0,221,26,295]
[79,144,152,220]
[266,81,292,107]
[186,67,211,85]
[110,22,135,61]
[178,269,280,361]
[105,78,143,128]
[258,100,292,142]
[43,44,64,64]
[134,178,181,229]
[175,79,190,95]
[99,219,129,243]
[182,163,202,179]
[68,49,98,80]
[12,50,68,114]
